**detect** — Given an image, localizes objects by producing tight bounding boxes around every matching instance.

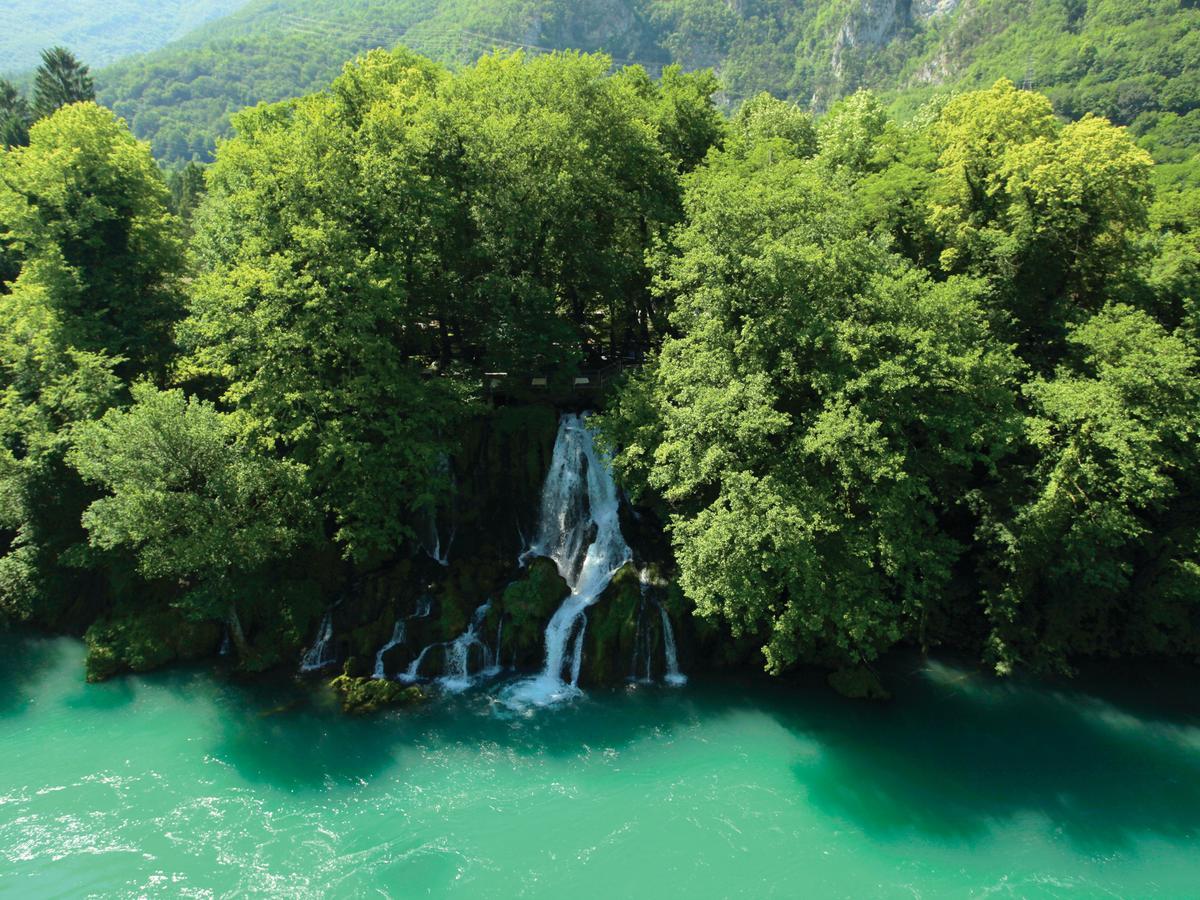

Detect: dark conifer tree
[32,47,95,120]
[0,79,31,147]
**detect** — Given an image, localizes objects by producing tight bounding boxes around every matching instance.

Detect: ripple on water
[1,636,1199,897]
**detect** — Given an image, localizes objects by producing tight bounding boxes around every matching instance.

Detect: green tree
[0,79,31,148]
[986,305,1200,671]
[68,384,313,655]
[602,143,1021,672]
[929,80,1154,369]
[32,47,95,120]
[0,103,183,623]
[0,103,184,376]
[181,49,470,563]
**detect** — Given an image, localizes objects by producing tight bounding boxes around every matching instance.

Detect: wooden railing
[483,360,639,396]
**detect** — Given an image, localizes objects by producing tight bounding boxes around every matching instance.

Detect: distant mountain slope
[2,1,249,75]
[94,0,1200,165]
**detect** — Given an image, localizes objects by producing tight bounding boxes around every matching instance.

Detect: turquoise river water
[2,632,1199,897]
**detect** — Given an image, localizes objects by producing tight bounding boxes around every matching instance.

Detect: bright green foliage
[602,144,1022,670]
[439,51,682,365]
[929,80,1154,367]
[639,64,726,174]
[818,90,893,174]
[606,78,1199,676]
[988,306,1200,669]
[181,49,708,561]
[69,384,312,623]
[730,92,816,159]
[32,47,96,121]
[0,103,184,376]
[181,50,465,562]
[0,103,182,623]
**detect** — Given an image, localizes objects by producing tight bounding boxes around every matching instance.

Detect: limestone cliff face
[822,0,961,106]
[912,0,960,18]
[833,0,959,65]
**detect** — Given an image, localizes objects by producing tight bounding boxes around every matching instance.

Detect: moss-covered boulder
[329,674,424,714]
[828,666,892,701]
[580,562,643,685]
[489,557,569,669]
[85,606,221,683]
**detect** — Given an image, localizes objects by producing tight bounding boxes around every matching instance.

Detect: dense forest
[1,42,1198,690]
[84,0,1200,168]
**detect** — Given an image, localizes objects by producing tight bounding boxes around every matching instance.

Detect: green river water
[2,633,1198,898]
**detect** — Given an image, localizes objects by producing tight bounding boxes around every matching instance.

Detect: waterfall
[630,568,687,686]
[372,620,406,680]
[503,413,632,708]
[218,628,231,657]
[399,644,434,684]
[439,602,494,693]
[373,596,433,680]
[425,515,453,567]
[424,454,455,567]
[398,601,497,692]
[660,605,687,687]
[299,610,336,672]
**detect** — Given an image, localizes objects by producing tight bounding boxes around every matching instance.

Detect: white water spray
[504,413,632,708]
[639,568,687,687]
[423,454,455,566]
[439,602,496,693]
[660,605,686,687]
[299,610,335,672]
[372,596,433,679]
[372,620,406,680]
[399,601,497,692]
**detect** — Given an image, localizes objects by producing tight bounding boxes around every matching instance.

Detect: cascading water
[423,454,455,567]
[503,413,632,708]
[299,610,336,672]
[660,605,686,687]
[630,569,687,686]
[425,516,453,568]
[373,620,406,680]
[440,602,495,692]
[372,596,433,679]
[399,601,497,692]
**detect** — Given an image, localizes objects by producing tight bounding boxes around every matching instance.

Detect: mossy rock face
[451,405,560,561]
[828,666,892,701]
[329,674,424,714]
[581,562,643,686]
[490,557,569,669]
[85,606,221,683]
[433,556,509,638]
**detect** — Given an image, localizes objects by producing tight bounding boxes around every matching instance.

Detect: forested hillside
[1,1,247,75]
[94,0,1200,166]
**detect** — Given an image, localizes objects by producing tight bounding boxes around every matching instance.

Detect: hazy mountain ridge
[87,0,1200,164]
[2,0,249,75]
